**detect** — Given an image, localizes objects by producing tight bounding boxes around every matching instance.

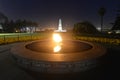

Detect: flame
[54,45,61,52]
[53,33,62,52]
[53,33,62,43]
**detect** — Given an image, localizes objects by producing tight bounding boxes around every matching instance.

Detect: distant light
[97,27,101,31]
[115,30,120,34]
[108,31,112,34]
[26,27,29,30]
[0,25,3,29]
[15,30,18,32]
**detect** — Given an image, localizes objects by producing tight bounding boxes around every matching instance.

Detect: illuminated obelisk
[54,19,66,32]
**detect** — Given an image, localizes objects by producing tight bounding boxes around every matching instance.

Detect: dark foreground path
[0,43,35,80]
[0,42,120,80]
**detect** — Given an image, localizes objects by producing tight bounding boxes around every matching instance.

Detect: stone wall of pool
[11,40,106,73]
[12,55,100,73]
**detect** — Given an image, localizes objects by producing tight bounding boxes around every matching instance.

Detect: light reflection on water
[53,33,62,53]
[54,45,61,52]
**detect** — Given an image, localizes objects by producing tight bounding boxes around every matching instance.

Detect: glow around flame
[53,33,62,52]
[54,45,61,52]
[53,33,62,43]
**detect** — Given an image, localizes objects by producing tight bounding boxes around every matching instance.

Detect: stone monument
[54,19,67,32]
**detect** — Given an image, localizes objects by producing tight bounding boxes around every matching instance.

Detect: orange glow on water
[53,33,62,52]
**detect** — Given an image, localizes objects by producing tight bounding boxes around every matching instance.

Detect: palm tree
[98,7,106,32]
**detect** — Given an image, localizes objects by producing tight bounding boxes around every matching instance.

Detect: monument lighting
[54,19,67,32]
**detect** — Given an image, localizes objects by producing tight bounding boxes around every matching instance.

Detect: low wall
[11,40,106,73]
[12,54,103,73]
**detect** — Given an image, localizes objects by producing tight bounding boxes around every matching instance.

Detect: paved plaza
[0,43,34,80]
[0,42,120,80]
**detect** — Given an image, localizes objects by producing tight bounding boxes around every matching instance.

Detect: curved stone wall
[12,54,100,73]
[11,40,106,73]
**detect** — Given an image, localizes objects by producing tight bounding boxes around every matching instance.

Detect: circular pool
[11,40,106,73]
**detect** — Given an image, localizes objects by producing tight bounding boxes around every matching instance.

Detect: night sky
[0,0,120,29]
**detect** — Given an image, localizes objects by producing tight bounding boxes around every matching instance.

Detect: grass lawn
[0,32,52,44]
[0,32,120,45]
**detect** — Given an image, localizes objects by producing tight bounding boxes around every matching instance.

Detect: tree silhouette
[73,21,98,34]
[0,12,8,32]
[0,12,8,23]
[0,12,39,33]
[111,10,120,30]
[98,7,106,32]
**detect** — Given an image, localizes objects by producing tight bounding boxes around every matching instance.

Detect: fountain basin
[11,40,106,73]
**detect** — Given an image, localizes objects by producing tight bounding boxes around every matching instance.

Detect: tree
[73,21,98,34]
[111,10,120,30]
[0,12,8,23]
[98,7,106,32]
[0,12,8,32]
[7,20,15,32]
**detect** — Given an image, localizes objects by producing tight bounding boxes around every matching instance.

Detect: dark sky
[0,0,120,28]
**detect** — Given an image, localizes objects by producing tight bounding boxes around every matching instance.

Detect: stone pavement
[0,42,120,80]
[0,43,35,80]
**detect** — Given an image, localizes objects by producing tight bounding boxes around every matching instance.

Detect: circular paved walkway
[0,43,34,80]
